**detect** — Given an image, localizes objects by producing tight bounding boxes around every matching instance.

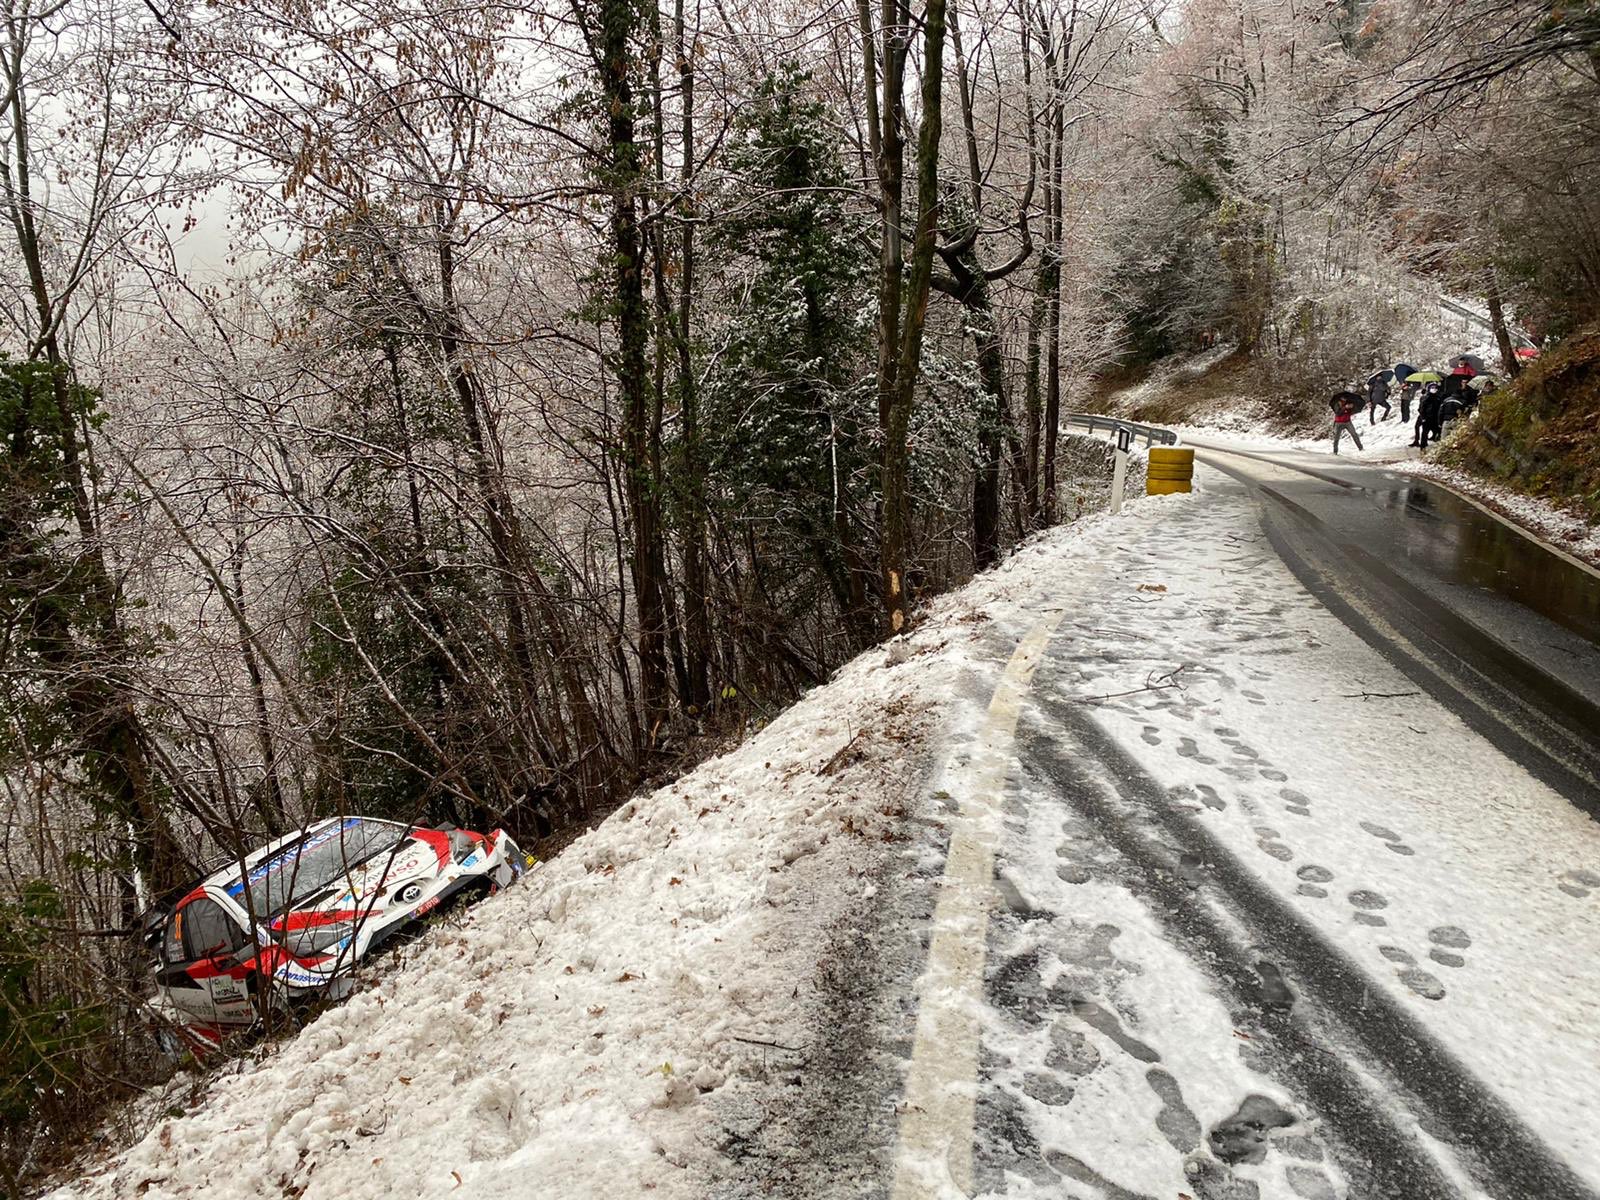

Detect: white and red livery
[145,816,528,1047]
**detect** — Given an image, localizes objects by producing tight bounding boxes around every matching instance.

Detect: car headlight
[285,922,355,957]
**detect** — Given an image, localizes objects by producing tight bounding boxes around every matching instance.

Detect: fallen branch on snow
[1070,665,1189,704]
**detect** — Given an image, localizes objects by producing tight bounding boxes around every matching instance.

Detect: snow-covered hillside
[47,487,1160,1200]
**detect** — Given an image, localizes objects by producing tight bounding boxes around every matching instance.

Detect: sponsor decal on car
[278,965,329,989]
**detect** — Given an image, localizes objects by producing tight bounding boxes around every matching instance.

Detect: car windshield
[225,818,408,920]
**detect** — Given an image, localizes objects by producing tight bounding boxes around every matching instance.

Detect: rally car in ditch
[143,816,530,1047]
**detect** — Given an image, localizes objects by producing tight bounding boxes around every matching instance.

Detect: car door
[159,896,253,1027]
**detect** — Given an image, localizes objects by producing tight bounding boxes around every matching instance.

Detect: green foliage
[1109,100,1276,364]
[1449,326,1600,519]
[0,881,104,1126]
[0,357,110,774]
[299,492,493,825]
[699,65,875,604]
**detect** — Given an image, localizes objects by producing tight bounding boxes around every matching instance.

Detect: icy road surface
[736,460,1600,1200]
[52,447,1600,1200]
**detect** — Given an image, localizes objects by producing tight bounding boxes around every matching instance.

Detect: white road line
[890,612,1068,1199]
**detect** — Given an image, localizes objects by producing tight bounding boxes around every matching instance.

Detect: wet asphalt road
[1189,439,1600,816]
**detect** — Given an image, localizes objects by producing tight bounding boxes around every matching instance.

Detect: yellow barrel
[1146,446,1194,495]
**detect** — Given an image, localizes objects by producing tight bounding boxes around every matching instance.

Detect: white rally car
[145,816,529,1047]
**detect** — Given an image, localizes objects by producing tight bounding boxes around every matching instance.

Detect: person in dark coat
[1414,382,1445,450]
[1443,362,1475,403]
[1393,362,1417,422]
[1330,390,1365,453]
[1465,374,1497,413]
[1366,370,1393,423]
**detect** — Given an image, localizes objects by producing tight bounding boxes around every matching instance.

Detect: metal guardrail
[1436,296,1537,351]
[1063,412,1179,448]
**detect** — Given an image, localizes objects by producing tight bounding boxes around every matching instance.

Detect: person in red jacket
[1330,389,1365,454]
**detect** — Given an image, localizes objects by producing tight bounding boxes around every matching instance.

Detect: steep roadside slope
[1446,327,1600,523]
[46,493,1163,1200]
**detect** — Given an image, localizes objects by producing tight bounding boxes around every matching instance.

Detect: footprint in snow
[1257,835,1293,863]
[1145,1067,1202,1153]
[1286,1164,1340,1200]
[1348,889,1389,927]
[1428,925,1472,969]
[1141,725,1162,746]
[1196,784,1227,812]
[1400,968,1446,1000]
[1022,1072,1073,1107]
[1360,820,1416,856]
[1259,767,1289,782]
[1280,787,1313,818]
[1559,868,1600,899]
[1295,863,1332,899]
[1177,736,1217,765]
[1242,689,1268,705]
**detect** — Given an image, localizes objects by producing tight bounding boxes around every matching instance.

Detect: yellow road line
[890,612,1068,1199]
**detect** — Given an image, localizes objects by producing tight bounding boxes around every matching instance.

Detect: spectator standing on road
[1414,382,1445,450]
[1330,390,1365,454]
[1366,369,1393,424]
[1393,362,1417,422]
[1466,374,1497,412]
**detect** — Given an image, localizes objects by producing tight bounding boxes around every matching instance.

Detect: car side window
[182,898,245,960]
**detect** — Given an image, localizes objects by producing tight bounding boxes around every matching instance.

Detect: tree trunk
[228,544,287,836]
[1,60,189,892]
[1487,273,1522,379]
[881,0,947,634]
[969,282,1008,569]
[1041,29,1065,526]
[600,0,672,733]
[673,0,713,711]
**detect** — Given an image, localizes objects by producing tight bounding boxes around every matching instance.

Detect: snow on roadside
[48,485,1167,1200]
[1097,343,1237,414]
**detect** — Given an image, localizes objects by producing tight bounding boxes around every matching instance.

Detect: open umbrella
[1367,368,1394,386]
[1393,361,1417,381]
[1450,353,1487,372]
[1405,371,1444,384]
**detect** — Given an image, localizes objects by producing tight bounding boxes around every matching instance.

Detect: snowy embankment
[49,484,1140,1200]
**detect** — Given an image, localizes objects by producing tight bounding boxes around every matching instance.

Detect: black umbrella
[1393,361,1417,381]
[1367,369,1394,386]
[1449,353,1487,373]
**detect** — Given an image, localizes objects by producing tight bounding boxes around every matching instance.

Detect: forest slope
[1446,329,1600,523]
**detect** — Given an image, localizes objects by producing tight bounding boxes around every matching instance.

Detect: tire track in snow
[1024,699,1598,1200]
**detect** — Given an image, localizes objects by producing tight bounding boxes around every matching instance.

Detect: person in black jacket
[1393,362,1417,421]
[1366,370,1393,424]
[1414,382,1445,450]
